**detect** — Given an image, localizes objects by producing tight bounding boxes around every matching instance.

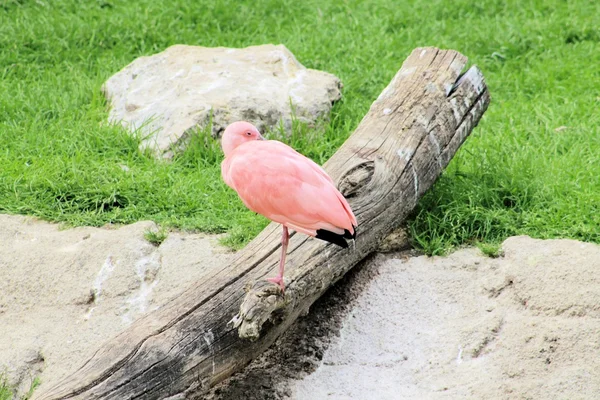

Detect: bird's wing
[225,141,355,235]
[265,141,336,185]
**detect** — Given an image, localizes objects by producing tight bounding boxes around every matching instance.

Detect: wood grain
[33,47,490,400]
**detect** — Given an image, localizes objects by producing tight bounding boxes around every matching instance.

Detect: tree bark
[34,47,490,400]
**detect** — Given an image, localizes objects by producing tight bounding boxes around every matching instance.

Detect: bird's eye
[245,131,252,136]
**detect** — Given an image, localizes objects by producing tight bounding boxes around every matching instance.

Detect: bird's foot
[266,276,286,294]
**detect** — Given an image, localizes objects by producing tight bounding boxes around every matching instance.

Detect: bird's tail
[315,225,357,248]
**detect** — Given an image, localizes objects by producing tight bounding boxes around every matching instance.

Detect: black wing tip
[315,229,349,248]
[343,226,357,240]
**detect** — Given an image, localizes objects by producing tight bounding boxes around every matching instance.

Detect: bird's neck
[221,136,240,158]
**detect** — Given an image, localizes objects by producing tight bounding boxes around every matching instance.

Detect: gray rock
[102,44,343,158]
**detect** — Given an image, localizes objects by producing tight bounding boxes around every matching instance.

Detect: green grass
[0,375,39,400]
[144,226,169,246]
[0,378,11,400]
[476,241,504,258]
[1,0,599,254]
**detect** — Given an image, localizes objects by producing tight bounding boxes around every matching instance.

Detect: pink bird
[221,121,357,292]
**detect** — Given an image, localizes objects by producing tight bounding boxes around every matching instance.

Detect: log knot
[338,161,375,197]
[230,281,288,341]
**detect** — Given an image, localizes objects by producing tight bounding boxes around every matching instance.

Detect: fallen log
[34,47,490,400]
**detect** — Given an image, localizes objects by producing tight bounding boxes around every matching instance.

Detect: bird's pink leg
[267,225,288,292]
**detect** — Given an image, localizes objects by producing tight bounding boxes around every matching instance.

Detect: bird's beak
[258,134,266,140]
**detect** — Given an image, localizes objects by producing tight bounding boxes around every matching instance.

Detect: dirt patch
[3,214,599,399]
[0,214,232,397]
[209,236,600,399]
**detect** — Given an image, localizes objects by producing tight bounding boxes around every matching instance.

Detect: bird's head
[221,121,265,158]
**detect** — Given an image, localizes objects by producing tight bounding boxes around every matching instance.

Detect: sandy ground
[210,236,600,400]
[0,214,232,396]
[2,213,600,399]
